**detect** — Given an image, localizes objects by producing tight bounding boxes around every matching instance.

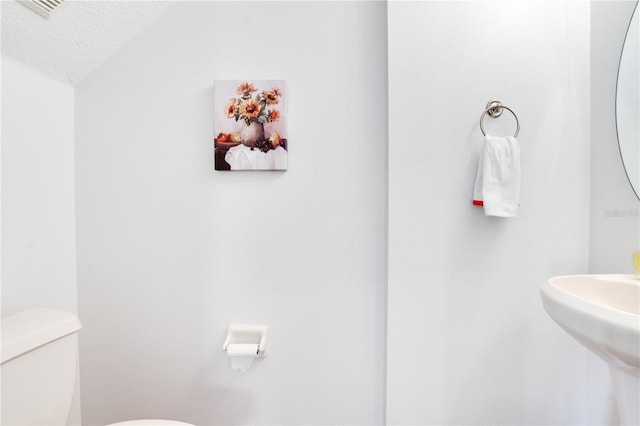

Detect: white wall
[5,2,635,425]
[1,56,81,426]
[74,2,387,425]
[590,1,640,273]
[387,2,613,424]
[1,57,77,316]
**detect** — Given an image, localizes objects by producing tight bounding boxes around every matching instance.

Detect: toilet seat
[106,420,194,426]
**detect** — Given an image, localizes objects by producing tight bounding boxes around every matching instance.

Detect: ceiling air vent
[18,0,64,19]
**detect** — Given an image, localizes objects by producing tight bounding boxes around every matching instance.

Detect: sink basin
[542,274,639,368]
[541,274,640,425]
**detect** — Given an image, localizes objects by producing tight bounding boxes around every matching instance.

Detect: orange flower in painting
[225,100,238,118]
[223,81,284,127]
[268,109,281,122]
[236,82,257,97]
[239,99,261,119]
[262,90,279,105]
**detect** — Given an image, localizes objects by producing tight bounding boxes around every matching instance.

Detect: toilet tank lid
[1,309,82,364]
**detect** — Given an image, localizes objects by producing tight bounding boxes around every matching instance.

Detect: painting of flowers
[214,80,288,171]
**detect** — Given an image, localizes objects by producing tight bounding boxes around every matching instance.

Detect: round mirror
[616,3,639,200]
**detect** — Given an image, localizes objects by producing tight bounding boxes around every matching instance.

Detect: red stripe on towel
[472,200,484,206]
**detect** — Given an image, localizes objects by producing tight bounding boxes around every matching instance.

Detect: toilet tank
[1,309,82,425]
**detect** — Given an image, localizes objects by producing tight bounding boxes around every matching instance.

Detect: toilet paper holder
[223,324,267,357]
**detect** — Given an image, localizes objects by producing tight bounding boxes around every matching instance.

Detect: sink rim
[541,274,640,423]
[541,274,639,369]
[542,274,639,332]
[548,273,638,312]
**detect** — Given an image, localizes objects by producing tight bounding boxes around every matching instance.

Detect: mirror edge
[615,0,640,201]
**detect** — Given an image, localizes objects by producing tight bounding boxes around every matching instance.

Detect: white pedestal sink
[541,274,639,425]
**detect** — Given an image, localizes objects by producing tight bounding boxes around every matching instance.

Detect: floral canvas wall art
[214,80,288,171]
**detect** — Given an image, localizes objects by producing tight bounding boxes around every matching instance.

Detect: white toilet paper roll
[226,344,259,373]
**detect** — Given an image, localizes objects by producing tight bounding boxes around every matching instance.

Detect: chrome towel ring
[480,100,520,138]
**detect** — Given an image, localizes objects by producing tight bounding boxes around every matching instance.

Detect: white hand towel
[473,135,521,217]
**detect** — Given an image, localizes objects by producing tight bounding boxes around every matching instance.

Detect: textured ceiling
[1,0,172,85]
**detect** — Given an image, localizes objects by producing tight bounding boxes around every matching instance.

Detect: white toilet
[0,309,194,426]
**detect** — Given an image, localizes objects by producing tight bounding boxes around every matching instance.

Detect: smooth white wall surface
[387,2,612,424]
[1,56,81,426]
[75,2,387,425]
[1,57,77,316]
[590,1,640,273]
